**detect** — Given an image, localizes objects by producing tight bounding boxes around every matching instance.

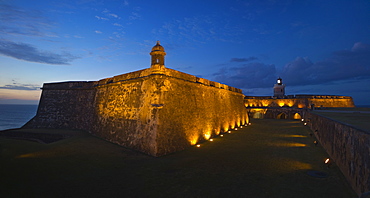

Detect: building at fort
[245,78,355,109]
[24,41,248,156]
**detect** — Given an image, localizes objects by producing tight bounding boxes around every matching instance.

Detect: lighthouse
[273,77,285,98]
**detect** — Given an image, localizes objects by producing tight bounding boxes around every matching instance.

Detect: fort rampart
[24,67,248,156]
[245,95,355,108]
[305,112,370,196]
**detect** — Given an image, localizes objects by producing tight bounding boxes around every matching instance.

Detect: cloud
[0,3,56,38]
[109,13,119,18]
[113,23,123,27]
[213,42,370,90]
[152,15,245,45]
[102,9,121,19]
[281,42,370,86]
[0,83,40,90]
[95,15,108,20]
[95,30,102,34]
[0,40,80,65]
[230,57,258,62]
[213,62,277,89]
[129,12,140,20]
[73,35,84,38]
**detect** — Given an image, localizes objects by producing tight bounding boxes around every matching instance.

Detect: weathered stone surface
[24,67,247,156]
[24,81,96,130]
[305,112,370,196]
[154,73,247,156]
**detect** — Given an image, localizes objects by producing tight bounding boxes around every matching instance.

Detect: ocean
[0,104,38,131]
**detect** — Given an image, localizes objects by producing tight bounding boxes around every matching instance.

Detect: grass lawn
[313,108,370,132]
[0,119,356,198]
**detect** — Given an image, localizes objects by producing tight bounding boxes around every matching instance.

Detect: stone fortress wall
[91,67,247,156]
[305,112,370,196]
[30,81,97,130]
[25,57,247,156]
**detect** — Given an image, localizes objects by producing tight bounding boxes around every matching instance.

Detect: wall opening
[293,113,301,120]
[253,112,263,119]
[277,113,287,119]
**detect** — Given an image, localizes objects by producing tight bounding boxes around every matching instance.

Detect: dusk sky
[0,0,369,105]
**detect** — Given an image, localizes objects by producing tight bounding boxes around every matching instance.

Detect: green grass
[313,108,370,132]
[0,120,356,198]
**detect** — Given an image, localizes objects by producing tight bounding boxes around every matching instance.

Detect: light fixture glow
[196,144,201,148]
[220,135,224,137]
[228,131,231,134]
[325,158,330,164]
[304,123,307,125]
[209,139,213,141]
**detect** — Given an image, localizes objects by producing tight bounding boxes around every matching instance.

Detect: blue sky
[0,0,369,105]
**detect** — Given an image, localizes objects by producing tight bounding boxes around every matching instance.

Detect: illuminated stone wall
[305,112,370,196]
[247,108,307,120]
[308,97,355,108]
[245,96,354,108]
[25,68,247,156]
[155,69,248,155]
[244,98,307,108]
[91,68,247,156]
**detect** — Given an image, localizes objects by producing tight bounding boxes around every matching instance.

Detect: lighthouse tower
[273,77,285,98]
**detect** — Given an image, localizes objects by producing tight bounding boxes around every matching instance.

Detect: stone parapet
[305,112,370,196]
[95,68,242,94]
[42,81,95,90]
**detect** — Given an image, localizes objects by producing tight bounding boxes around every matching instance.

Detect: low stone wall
[305,112,370,196]
[308,98,354,108]
[246,107,306,120]
[245,96,354,108]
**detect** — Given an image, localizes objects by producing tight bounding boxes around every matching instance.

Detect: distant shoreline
[0,104,38,106]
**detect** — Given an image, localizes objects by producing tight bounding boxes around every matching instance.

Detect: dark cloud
[213,62,277,88]
[230,57,258,62]
[282,42,370,86]
[0,84,40,90]
[212,42,370,90]
[0,40,80,65]
[0,3,56,37]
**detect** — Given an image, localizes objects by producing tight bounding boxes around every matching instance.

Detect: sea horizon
[0,104,38,131]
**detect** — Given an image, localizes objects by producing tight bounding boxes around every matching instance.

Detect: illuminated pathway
[0,119,357,197]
